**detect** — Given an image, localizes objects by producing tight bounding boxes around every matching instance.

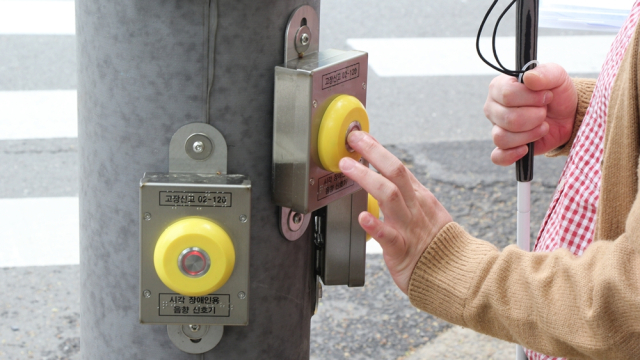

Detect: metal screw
[301,33,310,46]
[288,210,304,232]
[238,291,246,300]
[362,82,367,90]
[239,214,248,223]
[143,290,151,298]
[193,141,204,153]
[293,213,303,224]
[312,100,317,108]
[189,324,200,332]
[309,178,315,186]
[143,212,152,221]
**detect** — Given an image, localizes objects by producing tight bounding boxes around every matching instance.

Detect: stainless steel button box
[273,49,369,214]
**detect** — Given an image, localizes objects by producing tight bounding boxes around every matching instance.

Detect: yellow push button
[367,193,380,241]
[154,217,235,296]
[318,95,369,173]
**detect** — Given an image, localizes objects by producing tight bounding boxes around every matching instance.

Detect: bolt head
[143,290,152,298]
[313,100,318,108]
[144,212,152,221]
[238,291,246,300]
[301,33,310,46]
[193,141,204,153]
[293,213,303,224]
[239,214,248,223]
[362,82,367,90]
[189,324,200,332]
[309,178,315,186]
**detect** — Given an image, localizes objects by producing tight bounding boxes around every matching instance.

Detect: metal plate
[159,294,231,317]
[140,176,251,325]
[159,191,231,207]
[318,190,367,287]
[279,207,311,241]
[284,5,319,62]
[167,324,224,354]
[169,123,227,175]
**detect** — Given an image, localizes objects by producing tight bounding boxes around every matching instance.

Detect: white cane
[514,59,539,360]
[516,181,531,360]
[476,1,539,359]
[514,0,539,357]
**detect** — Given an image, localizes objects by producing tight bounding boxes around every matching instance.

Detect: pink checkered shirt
[526,2,640,360]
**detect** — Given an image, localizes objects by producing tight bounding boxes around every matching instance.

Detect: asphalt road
[0,0,607,359]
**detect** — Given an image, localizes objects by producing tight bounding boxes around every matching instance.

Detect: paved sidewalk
[0,266,80,360]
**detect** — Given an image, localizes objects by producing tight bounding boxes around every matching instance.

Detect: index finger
[345,131,418,208]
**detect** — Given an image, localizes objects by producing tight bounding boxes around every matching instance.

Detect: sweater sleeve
[546,78,597,157]
[408,222,640,359]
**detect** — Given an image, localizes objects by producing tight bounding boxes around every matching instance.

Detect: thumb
[522,62,571,92]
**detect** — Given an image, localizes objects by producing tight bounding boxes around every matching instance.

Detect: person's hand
[484,63,577,166]
[338,131,452,294]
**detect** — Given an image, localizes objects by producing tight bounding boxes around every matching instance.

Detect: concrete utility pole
[77,0,319,358]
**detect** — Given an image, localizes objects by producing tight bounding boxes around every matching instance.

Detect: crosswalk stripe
[0,38,612,140]
[0,0,75,35]
[347,36,615,77]
[0,90,77,140]
[366,239,383,254]
[0,197,78,268]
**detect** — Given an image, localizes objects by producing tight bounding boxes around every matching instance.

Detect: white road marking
[366,239,383,254]
[347,36,615,77]
[0,90,77,140]
[0,197,78,268]
[0,0,75,35]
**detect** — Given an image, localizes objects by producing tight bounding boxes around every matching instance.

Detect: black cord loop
[477,0,526,78]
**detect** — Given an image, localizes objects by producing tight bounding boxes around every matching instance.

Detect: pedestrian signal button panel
[139,173,250,326]
[273,49,369,214]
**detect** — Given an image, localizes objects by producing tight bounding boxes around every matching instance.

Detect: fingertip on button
[347,130,365,144]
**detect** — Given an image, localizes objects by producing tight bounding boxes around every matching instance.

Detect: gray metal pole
[77,0,319,358]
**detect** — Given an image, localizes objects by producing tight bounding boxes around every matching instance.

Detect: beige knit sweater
[408,23,640,360]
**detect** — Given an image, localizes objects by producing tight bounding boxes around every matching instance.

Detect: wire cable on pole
[204,0,219,125]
